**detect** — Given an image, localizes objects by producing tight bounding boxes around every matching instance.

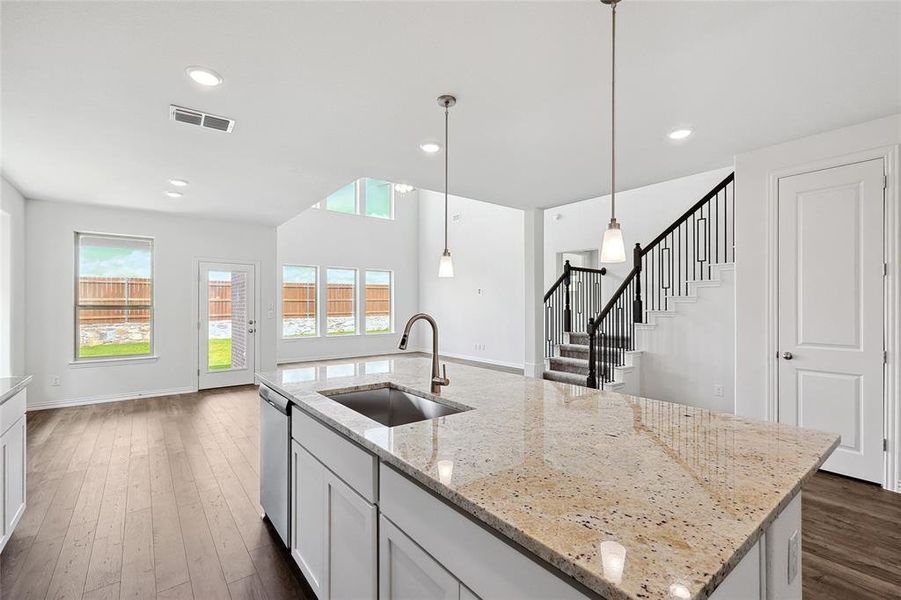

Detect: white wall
[25,199,277,408]
[419,190,525,369]
[0,178,27,375]
[636,266,735,413]
[544,167,734,295]
[277,193,420,362]
[734,114,901,421]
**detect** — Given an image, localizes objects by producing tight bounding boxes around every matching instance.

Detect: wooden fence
[78,277,152,324]
[283,283,390,318]
[77,277,390,324]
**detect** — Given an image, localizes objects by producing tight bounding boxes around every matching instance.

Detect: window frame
[73,231,155,362]
[363,269,394,335]
[325,266,359,337]
[281,264,320,340]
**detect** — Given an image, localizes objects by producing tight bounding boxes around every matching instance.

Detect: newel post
[633,243,643,323]
[563,259,572,333]
[586,317,597,389]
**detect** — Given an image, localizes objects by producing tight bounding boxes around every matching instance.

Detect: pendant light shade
[437,94,457,278]
[600,0,627,264]
[600,218,626,263]
[438,249,455,278]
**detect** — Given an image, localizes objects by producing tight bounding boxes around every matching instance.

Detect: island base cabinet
[0,415,26,552]
[379,515,460,600]
[291,440,377,600]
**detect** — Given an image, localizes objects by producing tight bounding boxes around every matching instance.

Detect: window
[364,270,392,333]
[321,178,395,220]
[75,232,153,360]
[325,182,357,214]
[283,265,318,338]
[326,268,357,335]
[364,179,393,219]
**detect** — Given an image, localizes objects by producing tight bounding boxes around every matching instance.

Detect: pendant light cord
[610,0,616,220]
[444,102,449,252]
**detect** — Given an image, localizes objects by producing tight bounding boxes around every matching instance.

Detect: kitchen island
[257,356,837,600]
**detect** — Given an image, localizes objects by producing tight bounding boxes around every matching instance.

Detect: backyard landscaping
[78,338,233,370]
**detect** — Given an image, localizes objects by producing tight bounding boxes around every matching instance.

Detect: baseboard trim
[27,385,197,411]
[440,352,524,374]
[277,348,415,365]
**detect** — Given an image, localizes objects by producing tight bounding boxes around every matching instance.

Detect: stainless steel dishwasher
[259,384,291,547]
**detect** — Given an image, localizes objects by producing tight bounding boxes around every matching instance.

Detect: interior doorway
[198,261,256,389]
[557,249,598,274]
[776,158,886,484]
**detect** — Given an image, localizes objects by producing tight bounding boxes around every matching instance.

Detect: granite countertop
[257,356,838,600]
[0,375,32,406]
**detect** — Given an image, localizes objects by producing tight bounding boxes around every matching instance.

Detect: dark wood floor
[802,471,901,599]
[0,386,312,600]
[2,387,899,599]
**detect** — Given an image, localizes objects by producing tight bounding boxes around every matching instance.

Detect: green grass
[79,341,151,358]
[208,338,232,370]
[79,339,233,371]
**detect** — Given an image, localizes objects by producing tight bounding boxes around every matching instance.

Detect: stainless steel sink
[324,385,467,427]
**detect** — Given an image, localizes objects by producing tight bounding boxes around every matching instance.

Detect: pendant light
[437,94,457,278]
[600,0,627,263]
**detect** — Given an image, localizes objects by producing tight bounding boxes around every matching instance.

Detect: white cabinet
[291,438,377,600]
[2,416,26,539]
[379,515,459,600]
[292,440,328,598]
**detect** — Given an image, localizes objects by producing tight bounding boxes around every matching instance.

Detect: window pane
[325,182,357,214]
[364,179,392,219]
[77,307,150,358]
[76,233,152,359]
[365,270,392,333]
[77,235,152,305]
[206,270,248,371]
[326,268,356,335]
[283,266,317,337]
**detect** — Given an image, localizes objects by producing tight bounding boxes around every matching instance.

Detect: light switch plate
[787,530,800,584]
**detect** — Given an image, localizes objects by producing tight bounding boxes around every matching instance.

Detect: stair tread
[542,370,588,386]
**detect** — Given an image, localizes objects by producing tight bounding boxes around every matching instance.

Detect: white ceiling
[2,1,899,225]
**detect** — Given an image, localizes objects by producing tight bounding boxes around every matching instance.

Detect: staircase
[543,173,735,390]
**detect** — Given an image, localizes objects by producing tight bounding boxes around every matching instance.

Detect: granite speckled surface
[0,375,31,406]
[257,356,838,600]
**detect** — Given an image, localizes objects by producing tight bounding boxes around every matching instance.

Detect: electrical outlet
[713,384,724,398]
[50,376,61,386]
[787,530,800,584]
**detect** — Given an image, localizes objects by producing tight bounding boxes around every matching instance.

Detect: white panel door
[777,159,885,483]
[292,441,328,598]
[379,515,460,600]
[327,472,377,600]
[198,261,256,389]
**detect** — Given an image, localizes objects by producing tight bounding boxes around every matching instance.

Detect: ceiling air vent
[169,105,235,133]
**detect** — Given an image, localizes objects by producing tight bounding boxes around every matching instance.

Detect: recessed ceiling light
[168,179,189,187]
[394,183,415,193]
[185,66,223,87]
[420,142,441,154]
[165,191,183,198]
[668,128,693,140]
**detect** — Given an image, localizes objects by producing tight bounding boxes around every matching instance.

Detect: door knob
[782,351,793,360]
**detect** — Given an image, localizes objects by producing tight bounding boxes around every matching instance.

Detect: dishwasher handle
[260,385,290,415]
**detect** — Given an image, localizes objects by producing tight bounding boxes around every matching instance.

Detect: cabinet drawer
[380,464,590,600]
[0,389,26,436]
[292,408,377,503]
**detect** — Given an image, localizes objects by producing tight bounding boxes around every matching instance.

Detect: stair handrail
[586,172,735,388]
[543,260,607,360]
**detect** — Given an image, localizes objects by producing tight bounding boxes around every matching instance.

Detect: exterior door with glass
[199,262,256,389]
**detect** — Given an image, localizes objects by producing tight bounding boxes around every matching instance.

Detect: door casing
[192,257,262,391]
[763,145,900,491]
